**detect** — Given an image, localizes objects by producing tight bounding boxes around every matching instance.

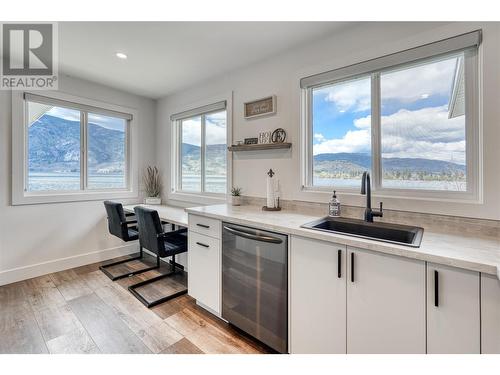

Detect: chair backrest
[134,206,164,254]
[103,201,128,240]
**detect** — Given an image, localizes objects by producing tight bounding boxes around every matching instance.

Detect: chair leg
[100,246,160,281]
[128,254,187,308]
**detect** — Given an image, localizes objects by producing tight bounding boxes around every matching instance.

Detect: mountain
[28,114,125,173]
[313,152,465,180]
[181,143,227,175]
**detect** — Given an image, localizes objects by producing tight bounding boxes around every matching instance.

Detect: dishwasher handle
[223,225,283,244]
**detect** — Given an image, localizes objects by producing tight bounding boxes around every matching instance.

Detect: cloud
[88,113,126,131]
[206,118,227,144]
[380,105,465,143]
[313,128,371,155]
[381,57,457,102]
[182,114,227,146]
[47,106,80,121]
[313,105,465,164]
[316,76,370,113]
[44,107,126,132]
[318,55,458,111]
[314,133,326,142]
[182,118,202,145]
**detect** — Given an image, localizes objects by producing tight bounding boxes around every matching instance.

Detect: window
[27,103,81,191]
[311,76,372,188]
[172,101,228,197]
[24,93,131,193]
[302,31,480,200]
[380,56,466,191]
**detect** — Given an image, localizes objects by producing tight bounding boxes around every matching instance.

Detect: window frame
[301,39,481,203]
[170,97,231,204]
[12,90,139,205]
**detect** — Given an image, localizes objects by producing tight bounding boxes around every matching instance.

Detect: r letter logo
[1,23,58,90]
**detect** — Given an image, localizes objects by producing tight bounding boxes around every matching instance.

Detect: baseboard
[0,243,138,286]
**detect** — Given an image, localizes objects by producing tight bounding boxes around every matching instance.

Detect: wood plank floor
[0,254,272,354]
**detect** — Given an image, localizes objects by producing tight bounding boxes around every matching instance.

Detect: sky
[43,106,126,131]
[312,54,466,164]
[181,110,227,146]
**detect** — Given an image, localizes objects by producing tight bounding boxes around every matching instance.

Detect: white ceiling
[59,22,351,99]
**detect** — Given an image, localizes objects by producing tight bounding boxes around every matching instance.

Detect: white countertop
[185,204,500,279]
[123,204,188,227]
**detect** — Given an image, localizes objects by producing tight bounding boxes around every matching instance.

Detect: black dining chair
[100,201,160,281]
[128,206,188,308]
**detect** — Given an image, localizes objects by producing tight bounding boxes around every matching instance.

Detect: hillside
[28,114,125,173]
[313,152,466,181]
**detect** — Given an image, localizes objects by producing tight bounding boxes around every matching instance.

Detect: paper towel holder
[263,169,282,211]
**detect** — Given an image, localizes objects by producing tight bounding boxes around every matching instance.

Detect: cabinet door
[187,231,221,314]
[290,236,346,354]
[347,247,426,353]
[427,263,480,353]
[481,273,500,353]
[481,274,500,354]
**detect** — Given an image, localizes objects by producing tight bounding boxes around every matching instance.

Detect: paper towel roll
[266,169,275,208]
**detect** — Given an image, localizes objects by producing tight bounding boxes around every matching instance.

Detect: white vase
[230,196,242,206]
[145,197,162,205]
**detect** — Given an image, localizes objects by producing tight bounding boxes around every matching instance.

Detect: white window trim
[169,93,232,205]
[300,38,482,204]
[12,90,139,205]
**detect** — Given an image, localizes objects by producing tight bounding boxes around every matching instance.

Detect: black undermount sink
[301,217,424,248]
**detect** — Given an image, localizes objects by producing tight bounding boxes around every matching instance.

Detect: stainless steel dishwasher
[222,222,288,353]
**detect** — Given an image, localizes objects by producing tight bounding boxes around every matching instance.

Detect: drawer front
[187,231,221,314]
[188,214,221,239]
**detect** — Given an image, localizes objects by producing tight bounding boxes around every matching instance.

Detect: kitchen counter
[185,204,500,279]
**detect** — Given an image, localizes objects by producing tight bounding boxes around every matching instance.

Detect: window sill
[168,191,227,206]
[12,190,138,206]
[300,185,482,205]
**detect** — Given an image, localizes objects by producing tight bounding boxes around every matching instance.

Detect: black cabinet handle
[337,250,342,278]
[196,242,209,248]
[434,270,439,307]
[351,252,355,283]
[196,223,210,229]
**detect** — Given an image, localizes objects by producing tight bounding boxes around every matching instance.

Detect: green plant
[143,166,162,197]
[231,186,242,196]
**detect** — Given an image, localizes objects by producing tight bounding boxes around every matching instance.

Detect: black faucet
[360,171,383,223]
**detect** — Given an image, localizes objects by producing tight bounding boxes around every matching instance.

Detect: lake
[313,177,466,191]
[28,172,126,191]
[28,172,228,193]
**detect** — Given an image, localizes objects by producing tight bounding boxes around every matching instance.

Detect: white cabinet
[346,247,426,354]
[187,215,221,315]
[426,263,480,353]
[290,236,347,354]
[481,273,500,353]
[188,214,221,239]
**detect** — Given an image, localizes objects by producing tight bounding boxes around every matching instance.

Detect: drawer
[188,214,221,239]
[188,231,221,314]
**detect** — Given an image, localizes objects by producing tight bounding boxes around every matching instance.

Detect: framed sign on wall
[244,95,276,119]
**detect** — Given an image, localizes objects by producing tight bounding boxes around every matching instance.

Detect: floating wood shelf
[228,142,292,152]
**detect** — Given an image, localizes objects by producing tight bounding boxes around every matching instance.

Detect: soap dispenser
[328,190,341,217]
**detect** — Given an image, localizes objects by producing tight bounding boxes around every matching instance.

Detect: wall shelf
[228,142,292,152]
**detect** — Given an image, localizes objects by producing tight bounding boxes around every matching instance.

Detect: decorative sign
[271,128,287,143]
[244,95,276,119]
[244,137,258,145]
[259,131,271,144]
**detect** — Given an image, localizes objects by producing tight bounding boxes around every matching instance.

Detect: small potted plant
[143,166,162,205]
[230,187,243,206]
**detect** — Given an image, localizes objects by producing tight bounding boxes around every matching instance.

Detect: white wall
[0,74,157,285]
[156,22,500,220]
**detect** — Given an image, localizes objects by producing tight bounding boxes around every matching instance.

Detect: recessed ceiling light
[115,52,127,60]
